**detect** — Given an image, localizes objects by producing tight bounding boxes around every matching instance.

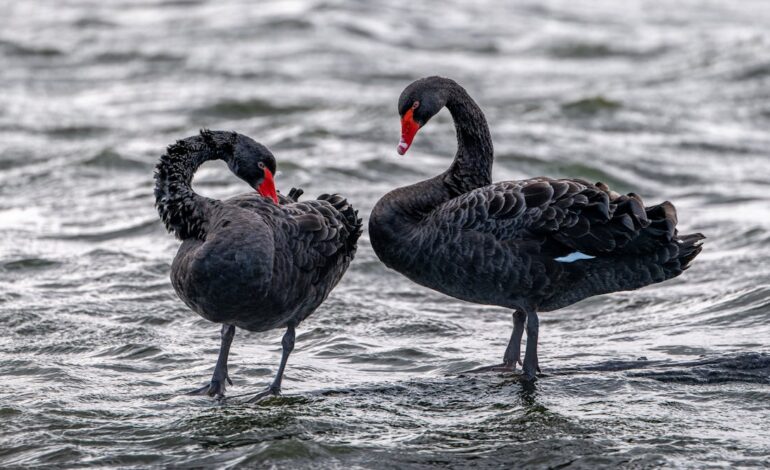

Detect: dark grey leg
[503,310,526,366]
[462,310,525,374]
[522,309,540,381]
[189,324,236,399]
[248,323,296,402]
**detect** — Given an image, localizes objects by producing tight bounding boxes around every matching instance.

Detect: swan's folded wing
[427,177,660,256]
[270,195,362,281]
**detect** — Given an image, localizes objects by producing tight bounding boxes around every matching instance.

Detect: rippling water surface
[2,0,770,467]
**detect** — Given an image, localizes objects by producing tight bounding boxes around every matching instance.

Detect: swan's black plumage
[155,130,362,399]
[370,77,703,379]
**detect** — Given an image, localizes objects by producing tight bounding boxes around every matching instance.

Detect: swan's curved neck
[443,86,493,195]
[154,131,234,240]
[393,85,493,216]
[375,84,494,220]
[369,83,494,267]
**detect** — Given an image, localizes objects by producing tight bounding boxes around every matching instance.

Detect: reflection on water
[1,0,770,467]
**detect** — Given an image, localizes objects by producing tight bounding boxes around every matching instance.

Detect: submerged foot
[187,377,233,399]
[521,363,542,381]
[246,385,281,403]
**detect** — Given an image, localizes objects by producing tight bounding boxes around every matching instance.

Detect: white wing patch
[554,251,596,263]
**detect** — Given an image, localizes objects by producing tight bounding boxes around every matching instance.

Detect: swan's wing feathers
[224,193,359,282]
[521,181,554,207]
[531,178,655,255]
[273,195,361,274]
[430,177,665,256]
[294,213,324,232]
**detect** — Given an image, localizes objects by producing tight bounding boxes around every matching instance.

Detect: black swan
[155,130,362,400]
[369,77,704,380]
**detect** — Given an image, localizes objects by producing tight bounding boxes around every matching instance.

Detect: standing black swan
[155,130,362,400]
[369,77,704,380]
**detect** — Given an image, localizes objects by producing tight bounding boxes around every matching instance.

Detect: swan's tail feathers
[620,198,704,273]
[318,193,363,250]
[642,200,677,243]
[646,201,677,239]
[541,232,704,312]
[668,232,705,273]
[626,200,674,254]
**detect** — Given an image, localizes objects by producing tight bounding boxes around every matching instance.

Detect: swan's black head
[227,135,278,203]
[397,76,457,155]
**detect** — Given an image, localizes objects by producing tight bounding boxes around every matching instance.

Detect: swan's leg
[188,324,235,399]
[522,308,540,381]
[461,310,525,373]
[504,310,526,366]
[248,323,296,402]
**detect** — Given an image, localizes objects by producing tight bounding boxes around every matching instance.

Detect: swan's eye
[412,101,420,110]
[258,162,265,169]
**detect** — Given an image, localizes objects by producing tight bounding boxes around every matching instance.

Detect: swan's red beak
[397,108,420,155]
[258,168,279,204]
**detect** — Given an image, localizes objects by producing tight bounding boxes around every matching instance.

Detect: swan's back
[380,177,703,311]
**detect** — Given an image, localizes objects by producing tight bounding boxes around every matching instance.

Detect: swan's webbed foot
[188,376,233,399]
[246,385,281,403]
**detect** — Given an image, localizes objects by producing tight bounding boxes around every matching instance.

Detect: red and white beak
[397,108,421,155]
[257,168,278,203]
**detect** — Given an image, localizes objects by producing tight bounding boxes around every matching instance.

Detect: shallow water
[2,0,770,467]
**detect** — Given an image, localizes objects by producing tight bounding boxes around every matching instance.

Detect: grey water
[2,0,770,467]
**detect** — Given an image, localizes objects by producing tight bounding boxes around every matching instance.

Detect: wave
[80,149,149,170]
[553,352,770,385]
[192,99,314,119]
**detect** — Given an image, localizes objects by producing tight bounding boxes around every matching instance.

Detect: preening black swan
[155,130,362,400]
[369,77,704,380]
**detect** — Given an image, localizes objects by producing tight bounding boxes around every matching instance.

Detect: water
[2,0,770,467]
